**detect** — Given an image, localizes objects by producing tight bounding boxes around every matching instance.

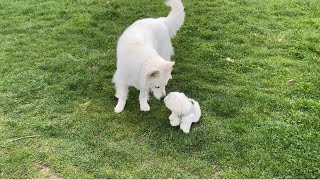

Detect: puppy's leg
[169,112,180,126]
[180,121,192,133]
[114,83,128,113]
[180,115,194,133]
[139,90,150,111]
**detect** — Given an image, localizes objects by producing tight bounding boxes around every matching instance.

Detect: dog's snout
[160,96,165,100]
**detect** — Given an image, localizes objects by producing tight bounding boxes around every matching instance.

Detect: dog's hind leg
[114,83,128,113]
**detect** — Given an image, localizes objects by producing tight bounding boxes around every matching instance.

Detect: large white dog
[113,0,185,113]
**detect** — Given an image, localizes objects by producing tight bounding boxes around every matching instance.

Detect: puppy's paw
[180,126,190,133]
[170,119,181,126]
[169,114,180,126]
[180,122,192,133]
[140,103,150,112]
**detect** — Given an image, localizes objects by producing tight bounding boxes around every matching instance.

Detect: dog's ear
[163,61,175,72]
[147,67,160,79]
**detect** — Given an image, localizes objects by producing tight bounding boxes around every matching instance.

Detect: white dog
[164,92,201,133]
[112,0,185,113]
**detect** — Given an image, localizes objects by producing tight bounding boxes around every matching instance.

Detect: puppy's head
[144,61,175,100]
[164,92,192,114]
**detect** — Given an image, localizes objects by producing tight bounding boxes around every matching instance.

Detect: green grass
[1,0,320,178]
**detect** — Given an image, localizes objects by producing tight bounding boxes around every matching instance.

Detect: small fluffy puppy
[164,92,201,133]
[112,0,185,113]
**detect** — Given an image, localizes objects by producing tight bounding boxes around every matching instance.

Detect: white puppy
[164,92,201,133]
[112,0,185,113]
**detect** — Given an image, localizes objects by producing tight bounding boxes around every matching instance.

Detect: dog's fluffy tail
[164,0,185,38]
[190,99,201,123]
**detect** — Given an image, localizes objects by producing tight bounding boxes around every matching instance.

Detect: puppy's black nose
[160,96,165,100]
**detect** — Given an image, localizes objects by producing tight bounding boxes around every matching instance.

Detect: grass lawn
[1,0,320,178]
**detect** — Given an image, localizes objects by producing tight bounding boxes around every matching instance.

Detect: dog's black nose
[160,96,165,100]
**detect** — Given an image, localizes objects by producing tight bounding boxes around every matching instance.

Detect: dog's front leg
[139,90,150,111]
[114,84,129,113]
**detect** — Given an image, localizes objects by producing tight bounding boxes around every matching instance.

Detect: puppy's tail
[190,99,201,123]
[164,0,185,38]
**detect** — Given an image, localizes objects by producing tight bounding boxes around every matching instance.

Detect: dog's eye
[155,86,160,89]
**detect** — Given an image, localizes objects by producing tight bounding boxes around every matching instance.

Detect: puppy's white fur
[112,0,185,113]
[164,92,201,133]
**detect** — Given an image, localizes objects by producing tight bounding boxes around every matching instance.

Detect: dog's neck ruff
[178,99,195,119]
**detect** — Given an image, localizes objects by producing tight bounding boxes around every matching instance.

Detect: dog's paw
[140,103,150,112]
[114,106,124,113]
[115,100,126,113]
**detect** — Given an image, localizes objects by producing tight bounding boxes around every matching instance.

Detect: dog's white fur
[112,0,185,113]
[164,92,201,133]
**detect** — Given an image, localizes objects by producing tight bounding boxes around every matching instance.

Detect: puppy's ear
[163,61,175,72]
[147,67,160,79]
[181,93,188,98]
